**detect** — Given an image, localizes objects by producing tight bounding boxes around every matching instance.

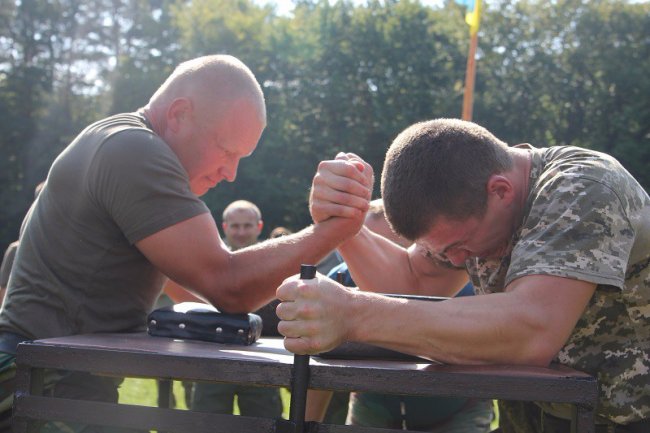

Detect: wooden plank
[17,335,598,406]
[307,361,598,404]
[14,333,599,433]
[14,396,429,433]
[16,340,293,387]
[14,395,278,433]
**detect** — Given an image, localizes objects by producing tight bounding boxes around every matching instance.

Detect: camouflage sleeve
[506,174,634,288]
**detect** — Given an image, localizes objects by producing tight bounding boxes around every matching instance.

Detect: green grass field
[119,378,498,429]
[118,378,290,417]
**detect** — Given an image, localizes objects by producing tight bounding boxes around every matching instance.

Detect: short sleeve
[507,174,634,288]
[88,129,209,244]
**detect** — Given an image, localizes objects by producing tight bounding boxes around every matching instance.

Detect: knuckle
[312,173,325,187]
[305,338,321,353]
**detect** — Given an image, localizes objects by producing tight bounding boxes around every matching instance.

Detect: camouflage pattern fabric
[467,145,650,425]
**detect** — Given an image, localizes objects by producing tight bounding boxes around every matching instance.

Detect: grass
[118,378,291,417]
[119,378,498,430]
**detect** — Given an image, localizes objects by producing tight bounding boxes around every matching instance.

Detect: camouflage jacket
[466,145,649,424]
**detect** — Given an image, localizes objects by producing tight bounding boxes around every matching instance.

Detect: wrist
[337,226,371,258]
[313,217,362,250]
[344,289,369,343]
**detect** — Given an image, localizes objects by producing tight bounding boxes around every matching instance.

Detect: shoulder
[97,114,172,161]
[529,146,645,219]
[90,114,184,179]
[536,146,634,194]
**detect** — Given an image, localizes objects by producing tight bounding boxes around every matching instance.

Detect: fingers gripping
[310,159,373,222]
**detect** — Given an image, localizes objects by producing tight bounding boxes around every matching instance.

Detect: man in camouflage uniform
[275,119,649,432]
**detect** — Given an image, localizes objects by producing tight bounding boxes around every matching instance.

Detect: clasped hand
[310,152,374,231]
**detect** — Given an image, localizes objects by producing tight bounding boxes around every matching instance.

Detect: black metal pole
[288,264,316,433]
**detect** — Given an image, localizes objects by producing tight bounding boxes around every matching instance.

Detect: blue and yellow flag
[455,0,482,35]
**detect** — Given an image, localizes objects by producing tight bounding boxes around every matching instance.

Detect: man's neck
[140,105,165,136]
[508,147,533,224]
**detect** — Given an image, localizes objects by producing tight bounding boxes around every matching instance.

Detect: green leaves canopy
[0,0,648,245]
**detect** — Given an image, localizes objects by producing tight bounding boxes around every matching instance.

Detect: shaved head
[148,55,266,126]
[142,55,267,196]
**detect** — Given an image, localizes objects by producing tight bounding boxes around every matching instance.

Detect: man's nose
[222,159,239,183]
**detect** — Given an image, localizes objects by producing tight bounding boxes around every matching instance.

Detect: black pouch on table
[147,302,262,345]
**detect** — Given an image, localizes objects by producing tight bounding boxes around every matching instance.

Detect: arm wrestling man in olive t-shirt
[0,55,374,430]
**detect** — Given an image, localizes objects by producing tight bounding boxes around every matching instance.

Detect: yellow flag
[466,0,482,35]
[455,0,483,35]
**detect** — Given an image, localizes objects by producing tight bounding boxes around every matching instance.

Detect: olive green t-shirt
[0,112,209,339]
[467,145,650,424]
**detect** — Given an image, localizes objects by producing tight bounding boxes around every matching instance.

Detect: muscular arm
[339,227,469,297]
[278,274,596,366]
[137,157,373,314]
[137,213,361,313]
[312,155,467,296]
[163,279,206,303]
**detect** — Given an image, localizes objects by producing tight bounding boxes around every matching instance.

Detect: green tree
[568,0,650,187]
[0,0,57,247]
[1,0,647,248]
[204,0,469,233]
[109,0,186,113]
[477,0,649,188]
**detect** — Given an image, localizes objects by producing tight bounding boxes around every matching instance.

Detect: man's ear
[256,220,264,234]
[222,222,228,231]
[167,98,192,133]
[486,174,515,204]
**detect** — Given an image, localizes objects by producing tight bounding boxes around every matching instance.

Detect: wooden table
[13,333,598,433]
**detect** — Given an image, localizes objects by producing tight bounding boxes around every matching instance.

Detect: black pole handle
[288,264,317,432]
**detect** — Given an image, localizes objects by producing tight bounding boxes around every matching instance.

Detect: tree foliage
[0,0,648,246]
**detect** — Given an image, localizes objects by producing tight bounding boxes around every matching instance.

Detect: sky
[255,0,647,15]
[256,0,446,16]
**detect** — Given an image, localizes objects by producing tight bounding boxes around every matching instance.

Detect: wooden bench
[13,333,598,433]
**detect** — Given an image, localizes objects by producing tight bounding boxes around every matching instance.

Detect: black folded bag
[147,302,262,345]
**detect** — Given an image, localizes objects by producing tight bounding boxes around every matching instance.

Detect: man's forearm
[347,290,556,366]
[337,227,419,294]
[209,219,355,313]
[340,228,470,297]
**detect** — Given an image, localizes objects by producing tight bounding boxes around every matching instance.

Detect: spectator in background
[220,200,263,250]
[269,226,292,239]
[190,199,283,418]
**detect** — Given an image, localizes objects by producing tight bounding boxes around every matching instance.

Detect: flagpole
[462,30,478,121]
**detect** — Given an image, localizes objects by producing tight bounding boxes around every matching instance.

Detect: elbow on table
[210,289,260,314]
[186,271,247,314]
[516,336,562,367]
[196,284,259,313]
[196,278,264,314]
